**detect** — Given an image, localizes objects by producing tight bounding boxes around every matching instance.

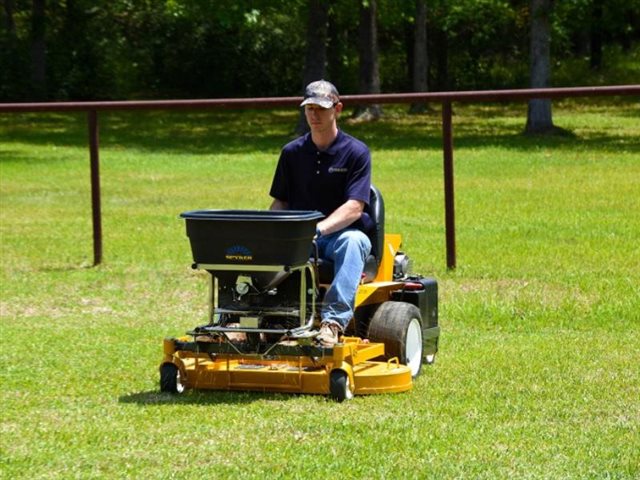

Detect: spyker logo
[225,245,253,261]
[328,167,348,173]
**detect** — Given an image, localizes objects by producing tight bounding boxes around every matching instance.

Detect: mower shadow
[119,389,316,406]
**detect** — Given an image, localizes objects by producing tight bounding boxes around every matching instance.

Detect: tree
[296,0,330,134]
[30,0,47,99]
[0,0,637,102]
[410,0,429,113]
[301,0,329,88]
[525,0,555,134]
[353,0,382,121]
[590,0,604,69]
[3,0,16,35]
[1,0,25,99]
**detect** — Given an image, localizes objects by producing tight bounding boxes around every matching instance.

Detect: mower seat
[316,185,385,284]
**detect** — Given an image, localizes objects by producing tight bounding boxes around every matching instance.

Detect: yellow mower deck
[162,336,413,395]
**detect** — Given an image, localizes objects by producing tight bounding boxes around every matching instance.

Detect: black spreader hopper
[180,209,324,266]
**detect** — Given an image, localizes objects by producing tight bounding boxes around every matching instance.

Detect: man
[270,80,372,347]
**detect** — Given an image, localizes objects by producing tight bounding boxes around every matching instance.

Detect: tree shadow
[1,103,638,158]
[0,110,293,157]
[350,116,640,154]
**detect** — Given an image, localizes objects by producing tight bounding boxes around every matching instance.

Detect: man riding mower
[160,186,440,402]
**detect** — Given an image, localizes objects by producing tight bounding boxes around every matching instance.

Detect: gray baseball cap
[300,80,340,109]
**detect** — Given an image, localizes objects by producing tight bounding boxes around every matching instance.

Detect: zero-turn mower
[160,186,439,401]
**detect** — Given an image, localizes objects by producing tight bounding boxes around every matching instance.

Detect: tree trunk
[326,13,346,89]
[30,0,47,99]
[3,0,16,36]
[353,0,382,121]
[434,27,449,91]
[1,0,19,99]
[620,9,634,52]
[589,0,603,69]
[525,0,554,134]
[410,0,429,113]
[295,0,329,135]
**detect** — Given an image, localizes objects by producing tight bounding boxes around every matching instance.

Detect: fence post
[88,110,102,266]
[442,101,456,269]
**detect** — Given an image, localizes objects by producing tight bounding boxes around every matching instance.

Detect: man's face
[304,102,343,133]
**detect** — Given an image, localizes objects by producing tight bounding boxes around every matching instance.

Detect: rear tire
[329,370,354,402]
[160,363,185,394]
[368,301,423,378]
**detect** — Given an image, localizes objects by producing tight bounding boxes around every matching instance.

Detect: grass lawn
[1,100,639,479]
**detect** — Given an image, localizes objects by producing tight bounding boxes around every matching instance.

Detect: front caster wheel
[160,363,185,394]
[329,370,354,402]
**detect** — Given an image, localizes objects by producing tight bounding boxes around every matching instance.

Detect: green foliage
[1,0,309,100]
[553,0,640,51]
[1,102,639,477]
[1,0,638,100]
[427,0,530,89]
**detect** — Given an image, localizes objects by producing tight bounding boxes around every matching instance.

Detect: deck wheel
[329,370,354,402]
[160,363,185,394]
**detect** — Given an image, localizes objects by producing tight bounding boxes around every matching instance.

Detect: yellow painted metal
[195,263,288,272]
[353,233,404,308]
[373,233,402,283]
[240,316,259,328]
[355,282,400,308]
[163,337,412,396]
[163,337,176,355]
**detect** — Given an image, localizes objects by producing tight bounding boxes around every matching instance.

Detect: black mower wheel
[329,370,354,402]
[368,301,424,378]
[160,363,185,394]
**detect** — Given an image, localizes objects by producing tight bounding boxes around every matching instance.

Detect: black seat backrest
[367,184,385,266]
[360,185,384,282]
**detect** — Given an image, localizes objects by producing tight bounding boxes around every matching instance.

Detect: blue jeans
[315,228,371,331]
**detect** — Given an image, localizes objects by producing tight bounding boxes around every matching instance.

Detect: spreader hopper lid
[180,210,324,222]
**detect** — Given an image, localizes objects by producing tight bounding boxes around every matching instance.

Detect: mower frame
[160,208,439,401]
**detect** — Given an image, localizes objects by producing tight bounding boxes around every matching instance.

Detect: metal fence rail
[2,85,639,268]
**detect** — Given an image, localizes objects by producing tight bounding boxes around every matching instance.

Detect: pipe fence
[1,84,639,268]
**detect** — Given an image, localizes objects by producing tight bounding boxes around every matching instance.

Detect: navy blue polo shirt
[270,130,372,231]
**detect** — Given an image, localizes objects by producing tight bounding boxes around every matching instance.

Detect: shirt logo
[328,167,348,173]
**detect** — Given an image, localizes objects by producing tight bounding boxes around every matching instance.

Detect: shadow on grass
[1,103,639,159]
[29,262,97,272]
[0,110,293,158]
[119,389,314,406]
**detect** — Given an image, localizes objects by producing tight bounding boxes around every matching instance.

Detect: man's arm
[270,198,289,210]
[316,199,364,236]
